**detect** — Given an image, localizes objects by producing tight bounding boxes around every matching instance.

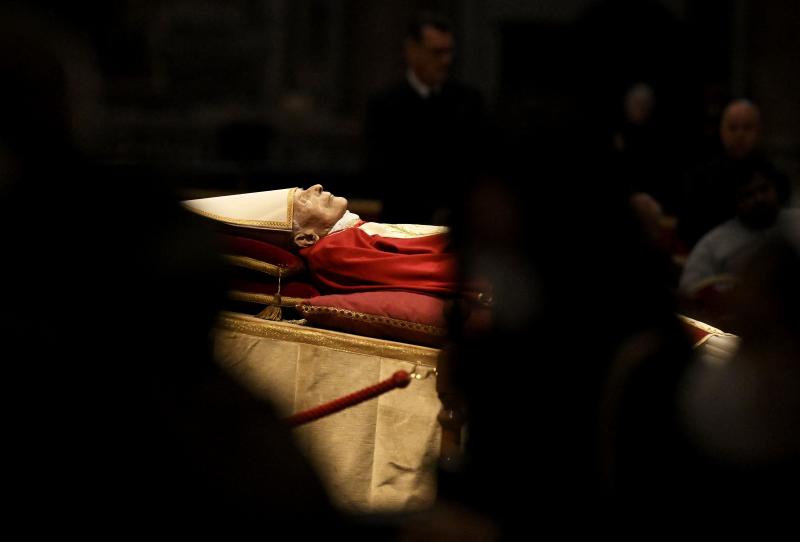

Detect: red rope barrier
[285,370,412,428]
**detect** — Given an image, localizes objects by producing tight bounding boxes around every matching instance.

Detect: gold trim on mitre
[182,188,296,231]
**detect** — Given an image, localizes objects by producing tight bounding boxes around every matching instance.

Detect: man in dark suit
[364,11,488,225]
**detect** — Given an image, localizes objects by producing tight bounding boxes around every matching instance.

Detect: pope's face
[293,184,348,233]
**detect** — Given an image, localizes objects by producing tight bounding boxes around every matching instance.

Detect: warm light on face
[293,184,348,233]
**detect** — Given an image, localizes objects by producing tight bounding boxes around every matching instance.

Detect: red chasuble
[300,224,460,295]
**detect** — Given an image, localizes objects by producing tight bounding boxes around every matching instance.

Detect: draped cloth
[213,314,441,513]
[300,222,460,295]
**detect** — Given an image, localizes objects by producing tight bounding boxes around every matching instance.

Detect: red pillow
[297,291,451,347]
[219,234,304,277]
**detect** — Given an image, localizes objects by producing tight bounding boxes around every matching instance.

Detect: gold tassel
[256,304,282,321]
[255,267,283,321]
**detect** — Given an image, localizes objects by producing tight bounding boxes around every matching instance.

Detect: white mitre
[182,188,297,233]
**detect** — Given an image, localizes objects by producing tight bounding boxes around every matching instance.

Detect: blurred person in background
[679,166,799,295]
[610,82,681,215]
[680,99,792,248]
[364,10,488,226]
[678,230,800,515]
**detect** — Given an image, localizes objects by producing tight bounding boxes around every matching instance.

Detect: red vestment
[300,224,460,295]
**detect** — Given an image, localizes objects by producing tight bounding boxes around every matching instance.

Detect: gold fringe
[256,304,282,321]
[254,267,283,320]
[215,312,440,365]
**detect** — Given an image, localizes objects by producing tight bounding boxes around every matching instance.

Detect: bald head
[720,99,761,160]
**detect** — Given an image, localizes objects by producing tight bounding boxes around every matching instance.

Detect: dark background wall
[4,0,798,197]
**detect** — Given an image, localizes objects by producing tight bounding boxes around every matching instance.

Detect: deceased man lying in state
[183,185,462,296]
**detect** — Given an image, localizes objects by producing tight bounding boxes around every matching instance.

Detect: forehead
[723,104,759,126]
[420,26,453,47]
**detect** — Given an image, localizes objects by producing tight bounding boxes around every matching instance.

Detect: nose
[309,184,323,193]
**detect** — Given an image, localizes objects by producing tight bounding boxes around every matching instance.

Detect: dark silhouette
[0,10,388,537]
[364,11,488,225]
[608,82,682,214]
[437,121,695,535]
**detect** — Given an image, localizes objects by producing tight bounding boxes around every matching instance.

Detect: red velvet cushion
[219,234,304,277]
[297,291,451,347]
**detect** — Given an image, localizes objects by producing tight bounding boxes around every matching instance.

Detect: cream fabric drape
[213,313,441,512]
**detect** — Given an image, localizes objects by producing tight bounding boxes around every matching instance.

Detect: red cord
[285,370,411,428]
